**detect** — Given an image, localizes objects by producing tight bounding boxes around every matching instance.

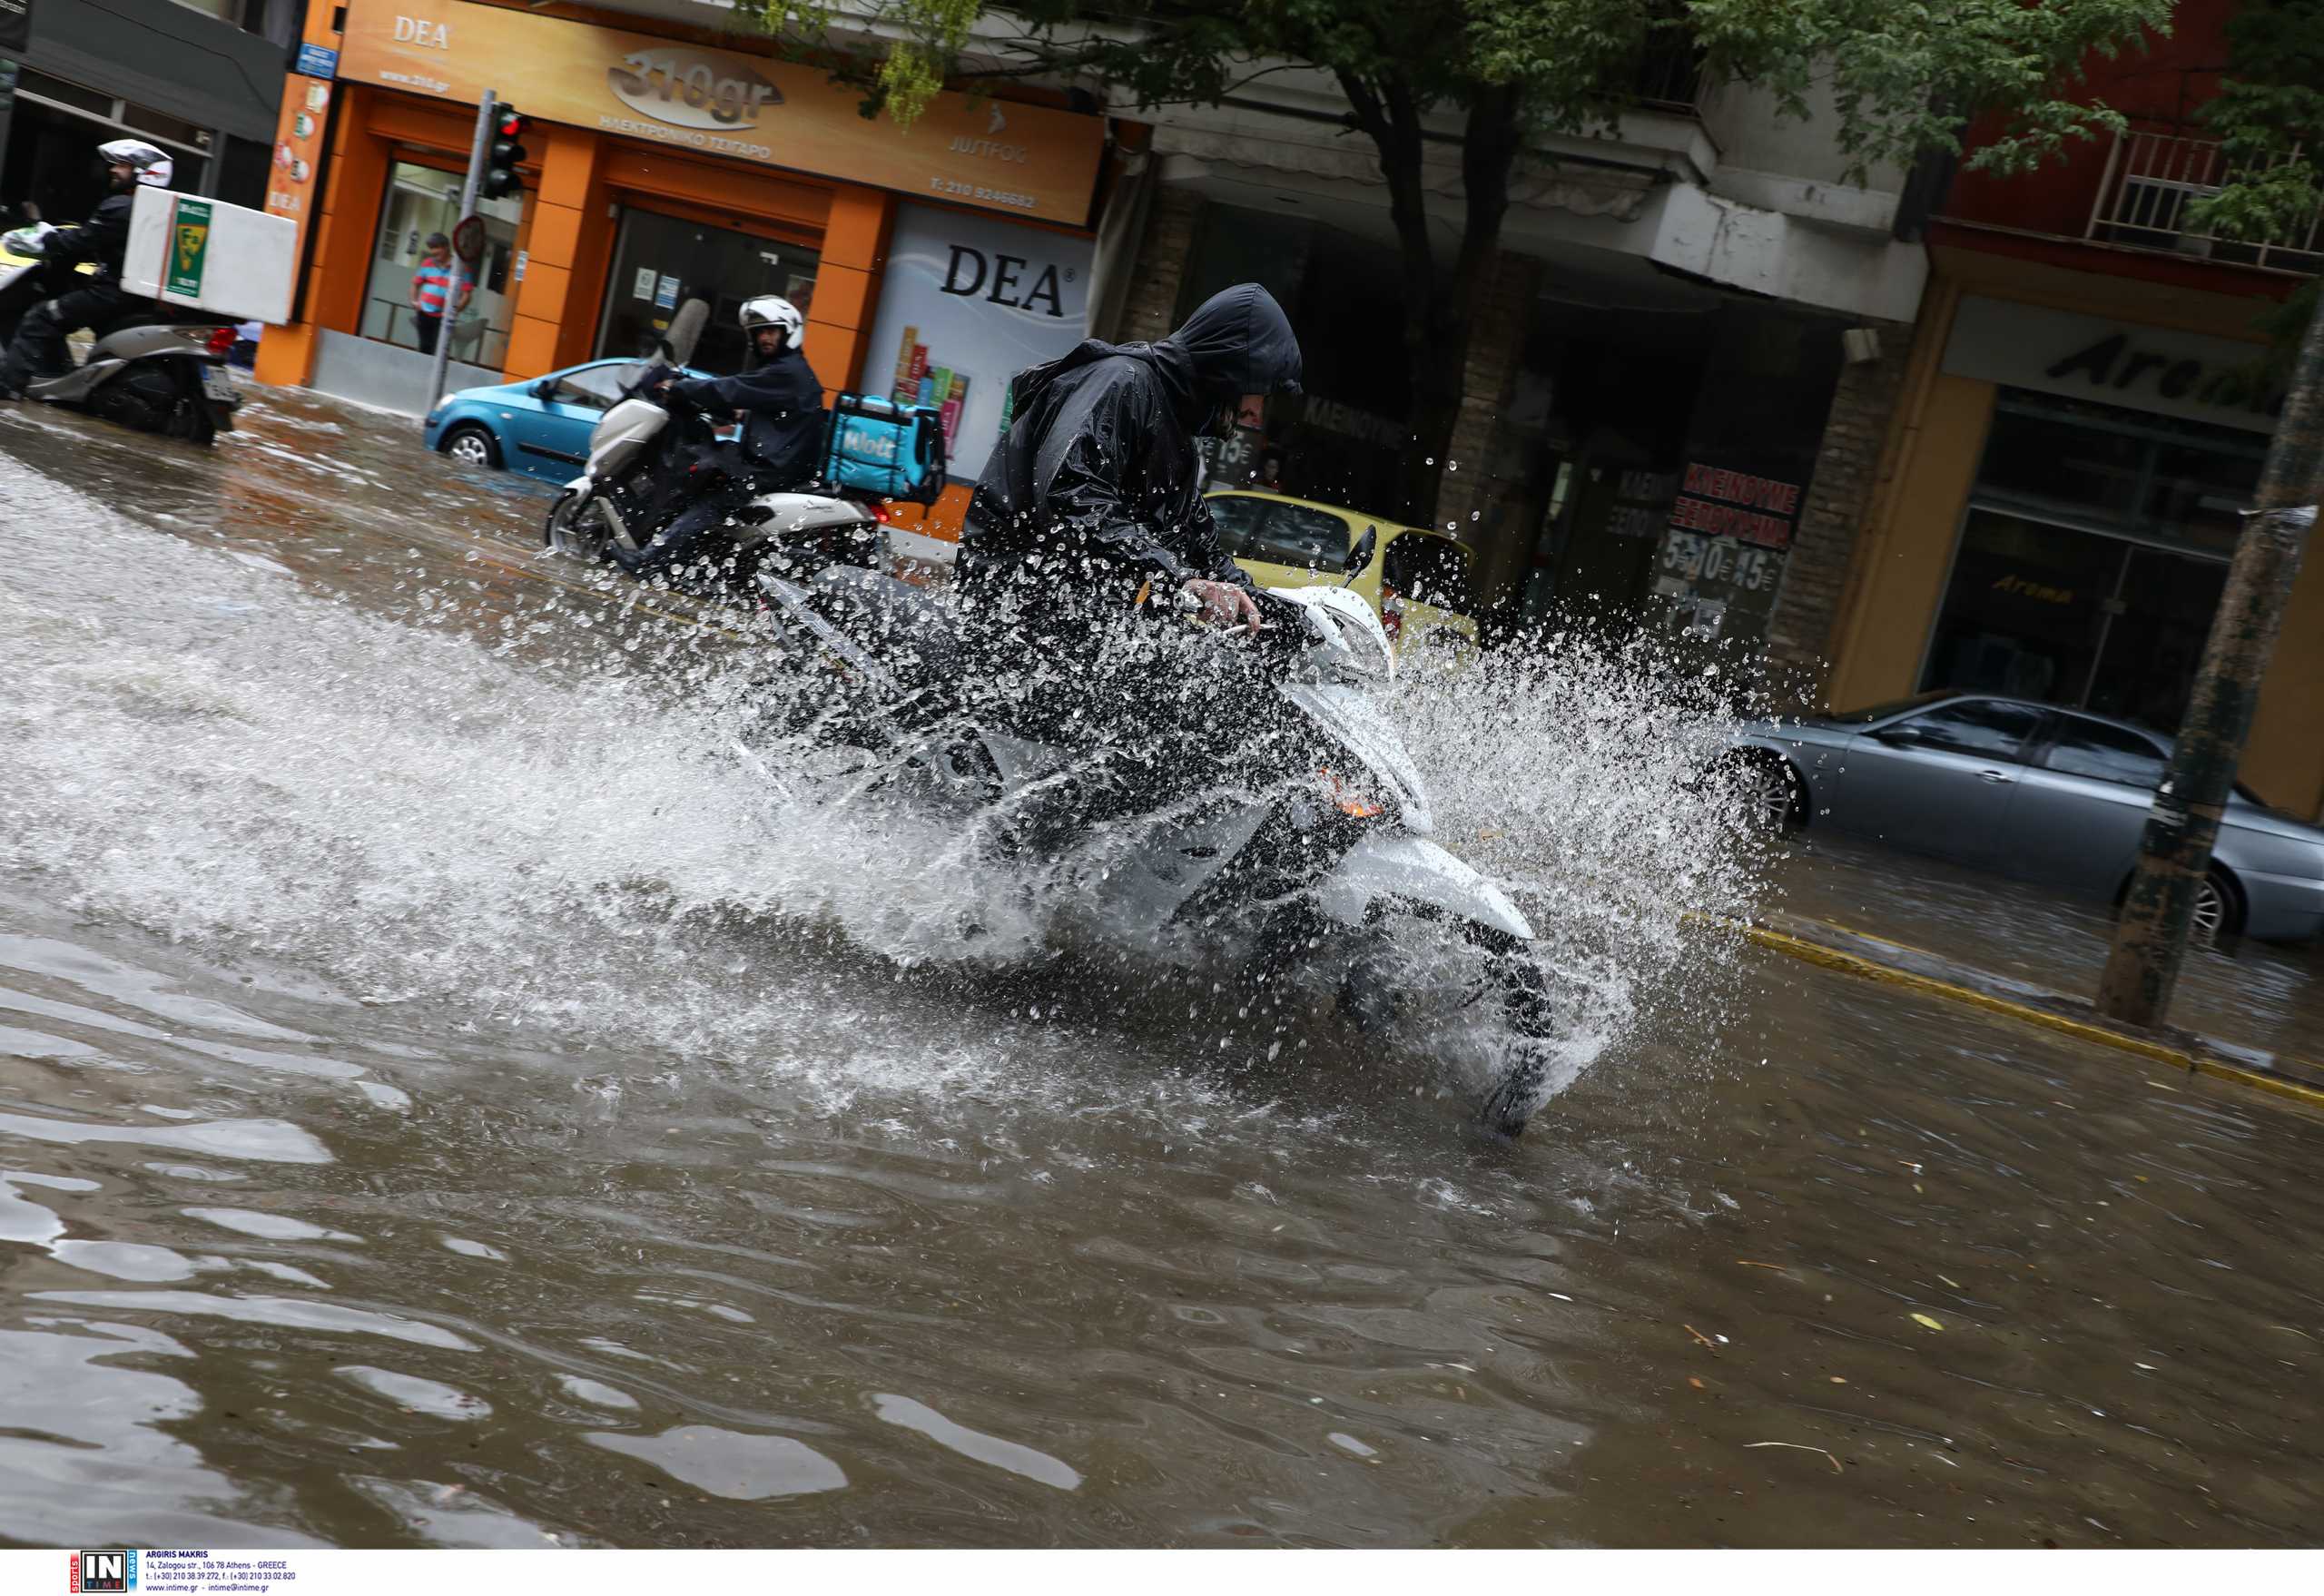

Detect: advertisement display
[862,202,1094,481]
[335,0,1106,226]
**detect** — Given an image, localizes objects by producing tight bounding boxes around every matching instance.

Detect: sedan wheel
[1734,755,1799,833]
[2191,872,2232,950]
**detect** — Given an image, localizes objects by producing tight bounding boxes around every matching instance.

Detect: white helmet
[739,295,803,352]
[100,138,173,188]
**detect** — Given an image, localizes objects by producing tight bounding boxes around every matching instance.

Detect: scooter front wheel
[544,491,615,563]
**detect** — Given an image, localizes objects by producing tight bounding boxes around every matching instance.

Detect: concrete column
[1761,316,1917,708]
[505,124,601,379]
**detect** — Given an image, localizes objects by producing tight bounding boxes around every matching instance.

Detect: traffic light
[483,106,527,201]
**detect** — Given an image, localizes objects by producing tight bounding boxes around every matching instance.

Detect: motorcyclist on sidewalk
[0,139,172,399]
[958,281,1307,841]
[616,294,824,581]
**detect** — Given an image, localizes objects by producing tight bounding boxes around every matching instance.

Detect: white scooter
[752,534,1560,1135]
[0,223,238,445]
[542,299,873,584]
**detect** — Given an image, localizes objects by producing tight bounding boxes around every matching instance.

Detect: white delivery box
[120,186,298,325]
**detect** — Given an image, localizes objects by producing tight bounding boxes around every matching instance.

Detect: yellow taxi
[1204,488,1479,658]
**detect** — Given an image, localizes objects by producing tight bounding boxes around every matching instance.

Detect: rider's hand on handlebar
[1182,577,1263,636]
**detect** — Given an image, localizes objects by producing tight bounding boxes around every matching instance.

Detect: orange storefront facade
[257,0,1109,513]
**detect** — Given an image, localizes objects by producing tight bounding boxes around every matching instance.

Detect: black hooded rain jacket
[961,283,1303,601]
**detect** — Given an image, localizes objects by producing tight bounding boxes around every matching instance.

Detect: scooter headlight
[1315,764,1386,820]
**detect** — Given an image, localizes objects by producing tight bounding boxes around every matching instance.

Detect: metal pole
[424,88,496,420]
[2094,301,2324,1028]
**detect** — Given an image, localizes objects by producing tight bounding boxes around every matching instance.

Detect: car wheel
[439,423,500,469]
[1730,752,1803,834]
[2191,867,2241,950]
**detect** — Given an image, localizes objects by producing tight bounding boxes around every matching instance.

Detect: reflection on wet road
[3,388,2321,1548]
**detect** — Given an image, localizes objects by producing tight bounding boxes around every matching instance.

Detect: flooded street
[5,388,2324,1549]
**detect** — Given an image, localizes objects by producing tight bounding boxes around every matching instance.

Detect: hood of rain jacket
[961,283,1303,594]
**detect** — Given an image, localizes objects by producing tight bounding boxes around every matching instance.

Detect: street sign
[167,197,213,298]
[450,213,485,265]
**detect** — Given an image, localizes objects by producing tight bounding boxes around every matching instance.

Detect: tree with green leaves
[2189,0,2324,355]
[746,0,2171,521]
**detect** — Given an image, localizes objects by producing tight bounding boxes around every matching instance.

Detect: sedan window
[1886,699,2044,761]
[2044,717,2167,789]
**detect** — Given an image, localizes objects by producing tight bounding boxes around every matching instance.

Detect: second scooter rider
[616,295,824,581]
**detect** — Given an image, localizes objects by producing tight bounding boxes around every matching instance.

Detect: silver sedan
[1730,692,2324,945]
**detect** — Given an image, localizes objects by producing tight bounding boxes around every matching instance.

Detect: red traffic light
[495,109,527,139]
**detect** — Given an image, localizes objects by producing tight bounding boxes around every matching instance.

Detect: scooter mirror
[1343,525,1378,578]
[663,298,709,369]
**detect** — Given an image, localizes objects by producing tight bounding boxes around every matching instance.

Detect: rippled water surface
[4,390,2323,1548]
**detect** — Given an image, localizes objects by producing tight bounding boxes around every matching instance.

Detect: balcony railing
[2086,130,2324,274]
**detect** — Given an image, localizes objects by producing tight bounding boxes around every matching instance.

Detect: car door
[1828,697,2044,868]
[510,362,637,482]
[2004,713,2171,896]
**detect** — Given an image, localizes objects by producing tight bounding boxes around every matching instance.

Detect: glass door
[2083,546,2228,729]
[596,207,820,378]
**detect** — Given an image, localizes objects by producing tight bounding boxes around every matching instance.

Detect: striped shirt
[412,259,465,316]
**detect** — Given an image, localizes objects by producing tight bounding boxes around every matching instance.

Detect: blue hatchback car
[422,358,709,485]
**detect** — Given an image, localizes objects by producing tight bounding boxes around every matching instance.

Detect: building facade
[1108,52,1926,671]
[1815,0,2324,819]
[254,0,1113,527]
[0,0,289,223]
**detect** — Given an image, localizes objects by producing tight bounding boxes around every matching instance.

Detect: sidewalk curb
[1718,914,2324,1116]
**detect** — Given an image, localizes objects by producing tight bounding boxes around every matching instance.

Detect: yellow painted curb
[1701,916,2324,1116]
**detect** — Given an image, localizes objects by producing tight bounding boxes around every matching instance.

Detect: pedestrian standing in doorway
[410,233,468,356]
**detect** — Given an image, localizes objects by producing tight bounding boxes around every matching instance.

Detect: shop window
[1890,699,2043,762]
[359,161,524,368]
[596,208,819,378]
[1974,390,2263,554]
[2043,716,2167,788]
[1925,389,2260,729]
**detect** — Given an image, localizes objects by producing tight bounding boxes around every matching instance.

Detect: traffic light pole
[424,89,497,419]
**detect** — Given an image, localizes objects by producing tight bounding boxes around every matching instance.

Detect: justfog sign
[337,0,1105,224]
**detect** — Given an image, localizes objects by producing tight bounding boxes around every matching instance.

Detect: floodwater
[4,387,2323,1549]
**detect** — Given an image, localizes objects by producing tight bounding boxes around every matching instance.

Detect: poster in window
[862,202,1094,481]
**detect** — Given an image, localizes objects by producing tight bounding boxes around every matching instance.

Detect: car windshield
[1384,536,1474,615]
[1827,691,1963,725]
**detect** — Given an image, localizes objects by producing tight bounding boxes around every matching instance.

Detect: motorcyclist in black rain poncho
[617,294,825,580]
[959,281,1309,843]
[0,138,172,399]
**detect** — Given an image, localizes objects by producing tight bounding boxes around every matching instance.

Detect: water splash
[2,467,1766,1130]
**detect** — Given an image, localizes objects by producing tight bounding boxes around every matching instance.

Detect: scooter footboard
[1313,832,1534,942]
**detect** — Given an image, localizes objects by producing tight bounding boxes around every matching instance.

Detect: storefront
[0,0,283,223]
[258,0,1108,449]
[1822,254,2324,819]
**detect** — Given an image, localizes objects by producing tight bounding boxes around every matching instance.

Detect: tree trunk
[2093,299,2324,1028]
[1339,75,1521,526]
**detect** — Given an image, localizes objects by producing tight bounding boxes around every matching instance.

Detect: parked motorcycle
[749,531,1561,1135]
[0,224,239,445]
[541,300,875,586]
